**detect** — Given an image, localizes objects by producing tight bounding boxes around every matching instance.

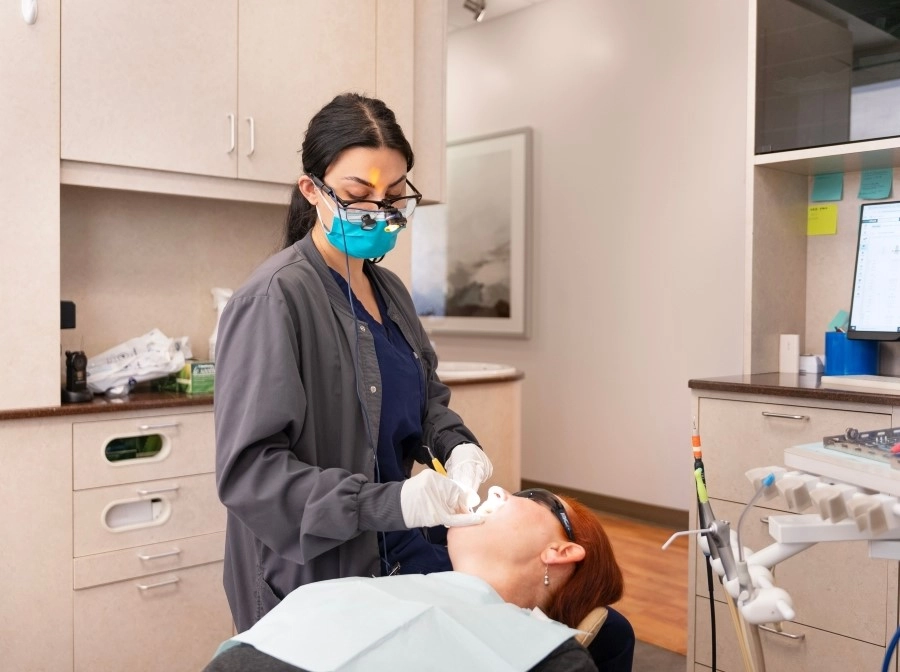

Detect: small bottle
[209,287,233,361]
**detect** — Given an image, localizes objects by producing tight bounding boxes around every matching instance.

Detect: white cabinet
[699,397,892,509]
[0,405,228,670]
[1,0,61,411]
[60,1,446,197]
[74,559,230,672]
[62,1,377,183]
[61,0,239,178]
[236,1,377,184]
[687,388,900,672]
[69,407,229,672]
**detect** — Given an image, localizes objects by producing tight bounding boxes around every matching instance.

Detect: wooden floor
[593,511,689,656]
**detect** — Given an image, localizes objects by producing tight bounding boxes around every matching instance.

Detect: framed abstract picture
[411,127,531,337]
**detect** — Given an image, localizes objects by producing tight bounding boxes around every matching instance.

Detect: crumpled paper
[86,328,192,395]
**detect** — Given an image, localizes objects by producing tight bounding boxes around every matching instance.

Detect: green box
[176,360,215,395]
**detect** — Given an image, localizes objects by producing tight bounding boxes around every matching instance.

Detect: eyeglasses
[309,174,423,231]
[514,489,575,541]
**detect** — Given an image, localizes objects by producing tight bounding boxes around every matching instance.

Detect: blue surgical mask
[317,197,401,260]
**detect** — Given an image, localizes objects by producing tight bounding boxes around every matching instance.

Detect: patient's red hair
[543,496,624,628]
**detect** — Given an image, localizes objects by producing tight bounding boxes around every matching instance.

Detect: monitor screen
[848,200,900,341]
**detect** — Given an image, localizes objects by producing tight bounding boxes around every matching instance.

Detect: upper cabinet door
[237,1,378,184]
[61,0,238,177]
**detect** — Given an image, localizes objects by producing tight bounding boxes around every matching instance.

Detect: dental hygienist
[214,93,493,632]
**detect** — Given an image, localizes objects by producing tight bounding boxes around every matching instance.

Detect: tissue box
[176,360,215,395]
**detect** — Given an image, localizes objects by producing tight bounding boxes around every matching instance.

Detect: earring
[543,565,550,587]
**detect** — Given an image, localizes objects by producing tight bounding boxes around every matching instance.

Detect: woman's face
[318,146,408,209]
[447,487,572,565]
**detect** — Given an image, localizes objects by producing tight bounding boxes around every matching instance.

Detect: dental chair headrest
[574,606,609,647]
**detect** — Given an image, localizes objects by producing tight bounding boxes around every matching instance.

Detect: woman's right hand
[400,470,485,528]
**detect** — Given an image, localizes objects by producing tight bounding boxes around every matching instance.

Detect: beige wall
[60,186,285,360]
[432,0,749,510]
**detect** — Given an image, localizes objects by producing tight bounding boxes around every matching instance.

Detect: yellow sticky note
[807,204,837,236]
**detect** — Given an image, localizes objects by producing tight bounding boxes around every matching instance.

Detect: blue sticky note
[811,173,843,202]
[858,168,893,200]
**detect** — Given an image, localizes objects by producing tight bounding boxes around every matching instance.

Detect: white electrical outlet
[779,334,800,373]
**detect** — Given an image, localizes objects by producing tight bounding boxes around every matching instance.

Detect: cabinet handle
[227,113,235,153]
[759,624,805,641]
[137,548,181,561]
[246,116,255,156]
[137,422,180,431]
[136,485,179,496]
[761,412,809,421]
[760,517,769,524]
[136,577,180,591]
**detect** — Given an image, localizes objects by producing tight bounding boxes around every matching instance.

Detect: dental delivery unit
[665,421,900,672]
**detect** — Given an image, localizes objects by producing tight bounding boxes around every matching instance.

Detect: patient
[203,487,626,672]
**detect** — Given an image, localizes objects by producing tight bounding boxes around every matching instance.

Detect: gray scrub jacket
[214,234,478,632]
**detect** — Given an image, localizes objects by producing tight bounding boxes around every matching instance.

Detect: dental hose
[693,419,717,672]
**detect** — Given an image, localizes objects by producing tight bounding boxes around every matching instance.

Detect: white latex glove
[400,469,484,528]
[445,443,493,508]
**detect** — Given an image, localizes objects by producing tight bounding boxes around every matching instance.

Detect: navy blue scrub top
[330,269,451,575]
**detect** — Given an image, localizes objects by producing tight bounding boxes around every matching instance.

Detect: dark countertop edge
[438,371,525,386]
[0,393,214,421]
[0,371,525,421]
[688,375,900,407]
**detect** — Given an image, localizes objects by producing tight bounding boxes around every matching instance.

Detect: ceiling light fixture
[463,0,486,22]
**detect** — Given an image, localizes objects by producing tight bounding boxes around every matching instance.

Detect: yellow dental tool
[425,445,447,475]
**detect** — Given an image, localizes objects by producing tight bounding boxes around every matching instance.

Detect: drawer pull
[760,517,769,525]
[136,485,179,496]
[761,412,809,421]
[137,548,181,561]
[759,624,805,641]
[137,422,180,431]
[136,577,180,591]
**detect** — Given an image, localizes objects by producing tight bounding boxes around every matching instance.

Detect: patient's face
[447,487,570,564]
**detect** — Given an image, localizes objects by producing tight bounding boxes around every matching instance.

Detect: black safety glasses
[514,488,575,541]
[309,174,422,229]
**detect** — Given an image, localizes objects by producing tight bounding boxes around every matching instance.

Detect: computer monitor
[848,200,900,341]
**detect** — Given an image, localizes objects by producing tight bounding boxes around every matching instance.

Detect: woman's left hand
[445,444,493,506]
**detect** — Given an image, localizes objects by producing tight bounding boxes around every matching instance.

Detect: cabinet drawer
[698,397,891,508]
[694,597,886,672]
[74,531,225,590]
[74,561,232,672]
[74,473,225,557]
[695,499,893,645]
[73,411,214,490]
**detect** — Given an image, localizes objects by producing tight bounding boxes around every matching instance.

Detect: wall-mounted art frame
[411,127,532,337]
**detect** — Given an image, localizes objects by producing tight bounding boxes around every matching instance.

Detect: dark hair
[282,93,415,248]
[544,496,624,628]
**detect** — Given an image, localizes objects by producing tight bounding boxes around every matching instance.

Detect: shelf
[61,160,292,205]
[753,136,900,176]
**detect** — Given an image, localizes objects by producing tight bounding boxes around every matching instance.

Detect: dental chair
[575,606,635,672]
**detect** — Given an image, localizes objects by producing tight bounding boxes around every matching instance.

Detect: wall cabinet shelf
[754,136,900,176]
